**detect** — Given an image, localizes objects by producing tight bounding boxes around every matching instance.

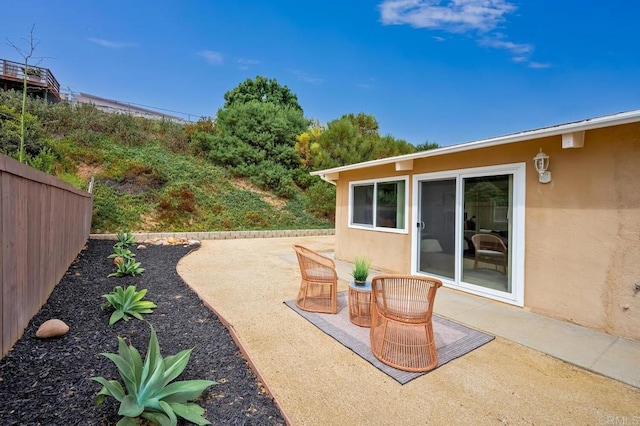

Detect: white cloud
[290,70,323,84]
[379,1,549,68]
[379,0,516,32]
[236,57,260,70]
[479,35,532,56]
[480,35,552,67]
[528,61,551,69]
[199,50,223,65]
[236,58,259,65]
[355,78,377,89]
[88,38,135,49]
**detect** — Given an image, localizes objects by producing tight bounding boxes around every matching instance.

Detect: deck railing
[0,154,92,358]
[1,58,61,100]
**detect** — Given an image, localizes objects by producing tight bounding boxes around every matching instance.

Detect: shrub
[0,105,46,157]
[104,113,149,146]
[92,324,217,425]
[292,167,316,190]
[71,103,108,133]
[156,183,197,227]
[67,128,102,146]
[92,185,146,232]
[249,162,295,198]
[27,145,57,173]
[305,181,336,222]
[188,131,216,157]
[184,117,215,139]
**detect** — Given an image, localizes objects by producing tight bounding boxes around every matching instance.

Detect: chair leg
[331,283,337,313]
[296,280,308,310]
[424,321,438,371]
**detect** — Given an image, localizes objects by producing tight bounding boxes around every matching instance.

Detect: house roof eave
[310,109,640,183]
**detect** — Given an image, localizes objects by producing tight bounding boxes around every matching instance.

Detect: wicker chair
[293,245,338,314]
[370,275,443,372]
[471,233,508,275]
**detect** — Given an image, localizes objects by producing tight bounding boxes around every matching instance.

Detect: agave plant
[108,246,136,265]
[114,231,136,249]
[109,258,145,278]
[92,324,217,426]
[108,246,136,259]
[101,285,157,325]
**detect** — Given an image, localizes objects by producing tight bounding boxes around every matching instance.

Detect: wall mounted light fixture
[533,149,551,183]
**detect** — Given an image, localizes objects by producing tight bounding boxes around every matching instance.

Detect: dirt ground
[177,236,640,426]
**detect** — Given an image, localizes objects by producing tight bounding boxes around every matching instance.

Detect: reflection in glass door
[461,175,512,293]
[417,179,456,279]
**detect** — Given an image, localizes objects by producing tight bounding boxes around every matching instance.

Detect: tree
[372,135,416,159]
[223,76,303,112]
[343,113,379,136]
[6,24,43,163]
[208,100,309,197]
[305,180,336,223]
[210,77,311,197]
[294,121,324,169]
[315,113,419,169]
[316,116,372,169]
[415,141,440,151]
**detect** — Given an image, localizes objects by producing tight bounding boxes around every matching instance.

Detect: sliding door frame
[411,162,526,306]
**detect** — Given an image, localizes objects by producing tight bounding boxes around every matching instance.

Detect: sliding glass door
[413,164,524,305]
[417,179,456,279]
[461,175,512,294]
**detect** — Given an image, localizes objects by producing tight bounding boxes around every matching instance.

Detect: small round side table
[348,281,372,327]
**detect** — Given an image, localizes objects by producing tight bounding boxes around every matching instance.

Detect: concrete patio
[177,235,640,425]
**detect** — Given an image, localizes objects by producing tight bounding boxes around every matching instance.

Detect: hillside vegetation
[0,76,436,233]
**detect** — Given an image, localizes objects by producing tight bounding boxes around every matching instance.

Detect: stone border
[90,228,335,242]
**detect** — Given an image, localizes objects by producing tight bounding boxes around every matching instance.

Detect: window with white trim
[350,177,408,231]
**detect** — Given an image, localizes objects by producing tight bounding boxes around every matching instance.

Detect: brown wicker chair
[471,233,507,275]
[293,245,338,314]
[370,275,443,372]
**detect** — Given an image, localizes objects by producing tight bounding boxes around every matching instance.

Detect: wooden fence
[1,154,92,358]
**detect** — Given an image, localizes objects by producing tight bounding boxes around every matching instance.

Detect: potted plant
[351,256,371,286]
[22,66,42,81]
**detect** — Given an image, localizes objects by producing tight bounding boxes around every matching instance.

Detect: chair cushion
[476,249,504,256]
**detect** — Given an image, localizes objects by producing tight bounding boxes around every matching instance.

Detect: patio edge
[176,245,294,426]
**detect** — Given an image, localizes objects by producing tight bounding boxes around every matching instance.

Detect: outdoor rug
[284,292,494,384]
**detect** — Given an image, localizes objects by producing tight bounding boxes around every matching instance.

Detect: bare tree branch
[6,24,40,163]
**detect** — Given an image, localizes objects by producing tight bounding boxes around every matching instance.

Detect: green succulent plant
[109,258,145,278]
[92,324,217,426]
[114,231,136,249]
[108,246,136,261]
[101,285,157,325]
[351,256,371,282]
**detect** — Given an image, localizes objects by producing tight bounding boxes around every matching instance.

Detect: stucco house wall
[330,121,640,341]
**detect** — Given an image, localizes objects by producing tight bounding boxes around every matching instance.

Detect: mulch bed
[0,240,286,425]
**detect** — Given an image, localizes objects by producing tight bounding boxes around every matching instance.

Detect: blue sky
[2,1,638,146]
